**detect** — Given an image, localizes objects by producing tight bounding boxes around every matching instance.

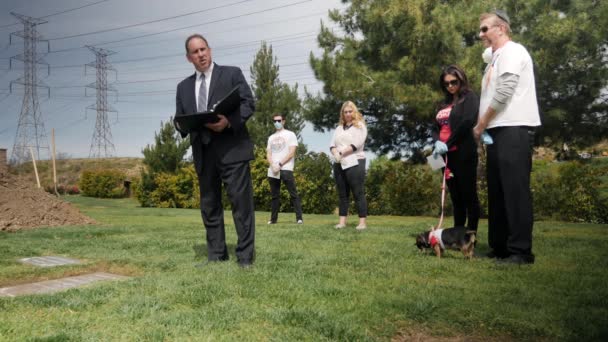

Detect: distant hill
[9,157,144,189]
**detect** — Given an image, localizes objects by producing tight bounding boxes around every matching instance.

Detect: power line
[89,1,312,47]
[41,0,110,19]
[48,27,335,71]
[0,0,110,29]
[48,0,251,41]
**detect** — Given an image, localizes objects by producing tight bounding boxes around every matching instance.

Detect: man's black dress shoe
[486,250,508,259]
[496,254,535,265]
[238,260,253,269]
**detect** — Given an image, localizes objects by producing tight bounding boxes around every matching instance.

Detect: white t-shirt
[480,41,541,128]
[267,129,298,171]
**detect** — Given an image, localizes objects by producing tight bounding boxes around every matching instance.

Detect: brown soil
[0,168,96,232]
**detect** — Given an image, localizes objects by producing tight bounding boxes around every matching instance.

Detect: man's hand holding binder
[174,86,240,135]
[206,114,230,132]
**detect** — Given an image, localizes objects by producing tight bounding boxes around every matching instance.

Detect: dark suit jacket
[175,63,255,174]
[432,90,480,161]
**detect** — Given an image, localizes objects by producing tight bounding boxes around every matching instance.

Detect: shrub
[250,146,336,215]
[43,183,80,195]
[133,169,157,207]
[295,151,336,214]
[531,160,607,223]
[366,158,440,216]
[149,165,200,209]
[79,169,127,198]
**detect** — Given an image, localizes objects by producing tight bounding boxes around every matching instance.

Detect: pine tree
[141,120,190,174]
[304,0,608,157]
[248,41,304,148]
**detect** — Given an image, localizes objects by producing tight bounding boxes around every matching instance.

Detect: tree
[304,0,608,157]
[248,41,305,148]
[141,120,190,174]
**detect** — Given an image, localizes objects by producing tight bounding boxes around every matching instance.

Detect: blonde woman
[329,101,368,230]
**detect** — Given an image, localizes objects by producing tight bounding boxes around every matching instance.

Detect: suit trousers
[198,141,255,263]
[486,126,534,256]
[333,159,368,217]
[445,150,480,231]
[268,170,303,222]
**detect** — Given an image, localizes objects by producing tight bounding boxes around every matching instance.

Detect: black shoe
[486,250,508,259]
[238,260,253,269]
[496,254,535,265]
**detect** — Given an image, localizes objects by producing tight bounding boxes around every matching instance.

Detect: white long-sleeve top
[330,123,367,159]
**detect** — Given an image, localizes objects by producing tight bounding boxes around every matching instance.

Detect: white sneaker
[335,223,346,229]
[356,224,367,230]
[267,220,276,225]
[297,219,303,224]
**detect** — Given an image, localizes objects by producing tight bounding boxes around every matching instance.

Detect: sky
[0,0,350,161]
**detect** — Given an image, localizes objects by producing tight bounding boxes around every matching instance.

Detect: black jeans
[445,151,480,231]
[268,170,303,222]
[333,159,367,217]
[486,126,534,257]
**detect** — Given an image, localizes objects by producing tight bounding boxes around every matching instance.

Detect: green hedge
[134,165,200,209]
[79,169,127,198]
[131,148,608,223]
[250,146,336,215]
[366,157,442,216]
[531,160,608,223]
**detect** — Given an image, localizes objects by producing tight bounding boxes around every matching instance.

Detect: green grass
[1,196,607,341]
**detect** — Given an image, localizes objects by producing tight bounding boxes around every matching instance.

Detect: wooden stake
[29,147,41,188]
[51,128,59,196]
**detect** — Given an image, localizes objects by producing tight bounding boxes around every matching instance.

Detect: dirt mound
[0,169,96,232]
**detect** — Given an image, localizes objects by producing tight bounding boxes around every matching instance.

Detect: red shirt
[436,105,457,151]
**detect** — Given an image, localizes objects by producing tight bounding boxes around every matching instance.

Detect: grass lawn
[1,196,607,341]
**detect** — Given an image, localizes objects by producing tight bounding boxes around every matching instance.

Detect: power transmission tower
[8,12,51,164]
[85,46,117,158]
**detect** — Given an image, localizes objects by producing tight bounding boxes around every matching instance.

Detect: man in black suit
[175,34,256,267]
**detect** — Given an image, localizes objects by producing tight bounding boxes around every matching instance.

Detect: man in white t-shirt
[266,114,303,224]
[473,10,541,265]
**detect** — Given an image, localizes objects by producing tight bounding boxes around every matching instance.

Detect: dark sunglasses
[273,119,283,123]
[480,24,500,33]
[444,79,460,88]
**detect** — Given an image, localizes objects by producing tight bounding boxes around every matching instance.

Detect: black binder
[174,86,241,133]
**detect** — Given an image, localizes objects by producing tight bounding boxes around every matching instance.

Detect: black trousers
[198,144,255,263]
[486,126,534,256]
[445,151,480,231]
[268,170,303,222]
[333,159,368,217]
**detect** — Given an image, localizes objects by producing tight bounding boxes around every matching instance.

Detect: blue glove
[433,141,448,156]
[481,131,494,145]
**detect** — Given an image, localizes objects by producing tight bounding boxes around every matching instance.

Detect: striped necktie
[197,73,207,112]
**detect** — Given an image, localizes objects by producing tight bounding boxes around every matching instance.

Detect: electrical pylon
[85,46,117,158]
[9,12,51,164]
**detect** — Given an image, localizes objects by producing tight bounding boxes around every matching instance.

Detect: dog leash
[436,155,448,230]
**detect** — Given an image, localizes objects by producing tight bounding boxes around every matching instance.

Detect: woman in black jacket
[432,65,480,231]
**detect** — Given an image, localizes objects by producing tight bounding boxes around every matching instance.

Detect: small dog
[415,226,476,259]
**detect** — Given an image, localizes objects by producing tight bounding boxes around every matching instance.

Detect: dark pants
[198,144,255,263]
[333,159,367,217]
[445,151,480,231]
[486,126,534,257]
[268,170,303,222]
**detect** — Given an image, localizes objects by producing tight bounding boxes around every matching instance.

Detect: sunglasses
[444,79,460,88]
[480,24,501,33]
[273,119,283,123]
